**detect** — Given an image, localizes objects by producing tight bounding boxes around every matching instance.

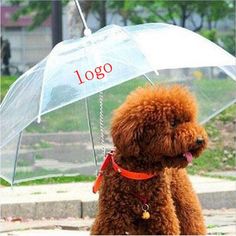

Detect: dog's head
[111,85,208,168]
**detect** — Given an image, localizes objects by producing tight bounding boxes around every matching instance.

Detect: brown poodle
[91,85,208,235]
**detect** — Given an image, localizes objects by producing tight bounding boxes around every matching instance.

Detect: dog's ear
[111,116,143,157]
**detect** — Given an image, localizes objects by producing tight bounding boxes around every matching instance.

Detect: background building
[1,5,52,69]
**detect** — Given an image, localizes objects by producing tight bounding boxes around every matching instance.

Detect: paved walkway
[1,209,235,235]
[1,175,235,220]
[1,176,235,204]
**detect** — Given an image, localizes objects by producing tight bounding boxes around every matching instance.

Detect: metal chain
[74,0,105,163]
[73,0,98,171]
[99,91,106,157]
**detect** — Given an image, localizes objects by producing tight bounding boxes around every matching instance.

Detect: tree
[203,0,234,30]
[107,0,136,26]
[7,0,235,52]
[8,0,92,46]
[108,0,234,32]
[90,0,107,28]
[9,0,55,30]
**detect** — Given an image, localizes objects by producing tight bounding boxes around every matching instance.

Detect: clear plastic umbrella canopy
[1,23,235,185]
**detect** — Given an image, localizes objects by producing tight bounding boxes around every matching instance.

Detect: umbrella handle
[74,0,92,36]
[74,0,105,171]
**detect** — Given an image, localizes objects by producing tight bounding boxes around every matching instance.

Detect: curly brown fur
[91,85,208,235]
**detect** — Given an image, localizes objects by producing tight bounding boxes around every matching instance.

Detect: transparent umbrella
[0,18,235,185]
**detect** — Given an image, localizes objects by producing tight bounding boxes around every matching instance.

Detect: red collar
[93,150,156,193]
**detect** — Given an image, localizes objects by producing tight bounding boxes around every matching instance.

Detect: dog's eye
[170,119,178,127]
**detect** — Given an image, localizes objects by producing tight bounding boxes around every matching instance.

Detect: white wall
[2,26,52,68]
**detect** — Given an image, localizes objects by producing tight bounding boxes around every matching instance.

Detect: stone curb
[1,200,82,220]
[198,191,236,209]
[1,191,235,220]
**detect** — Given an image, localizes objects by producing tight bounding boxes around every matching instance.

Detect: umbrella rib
[37,67,47,123]
[200,99,236,125]
[11,131,23,186]
[143,74,155,85]
[85,97,98,171]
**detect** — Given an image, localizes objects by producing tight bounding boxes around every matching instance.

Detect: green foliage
[7,0,234,34]
[9,0,52,30]
[108,1,149,25]
[200,29,218,42]
[8,0,69,30]
[220,34,236,55]
[108,0,233,32]
[204,0,234,23]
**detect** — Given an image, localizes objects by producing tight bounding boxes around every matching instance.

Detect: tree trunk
[207,17,212,30]
[180,5,186,28]
[99,0,107,28]
[51,0,63,47]
[123,17,128,26]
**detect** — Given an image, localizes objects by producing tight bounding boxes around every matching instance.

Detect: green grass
[207,224,217,229]
[187,147,235,175]
[215,104,236,123]
[17,159,32,167]
[193,78,236,97]
[1,76,17,101]
[35,154,44,160]
[12,167,95,181]
[26,103,88,133]
[0,175,96,186]
[32,140,52,150]
[31,191,45,195]
[205,122,221,138]
[191,79,236,121]
[24,78,146,133]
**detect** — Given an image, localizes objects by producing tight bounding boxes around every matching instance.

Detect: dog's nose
[196,137,204,145]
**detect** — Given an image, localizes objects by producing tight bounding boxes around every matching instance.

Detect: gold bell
[142,210,150,220]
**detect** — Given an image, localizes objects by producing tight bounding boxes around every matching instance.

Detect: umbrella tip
[84,28,92,36]
[37,116,41,124]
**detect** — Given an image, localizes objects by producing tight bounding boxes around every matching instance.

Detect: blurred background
[0,0,235,185]
[1,0,235,72]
